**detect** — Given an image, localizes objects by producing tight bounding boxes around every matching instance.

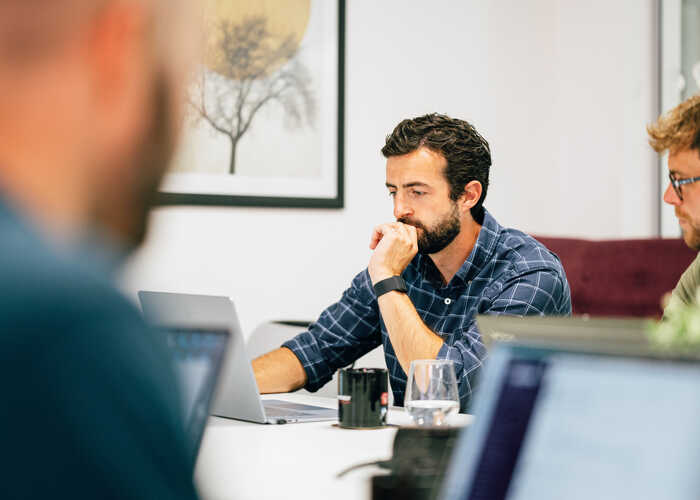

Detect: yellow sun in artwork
[202,0,312,77]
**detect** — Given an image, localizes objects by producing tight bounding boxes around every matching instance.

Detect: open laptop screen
[464,357,547,499]
[441,346,700,500]
[161,327,228,462]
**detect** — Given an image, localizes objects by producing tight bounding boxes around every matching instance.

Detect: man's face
[85,59,182,253]
[0,2,186,253]
[117,68,179,250]
[665,148,700,250]
[385,147,462,255]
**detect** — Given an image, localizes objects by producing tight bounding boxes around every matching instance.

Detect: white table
[194,393,472,500]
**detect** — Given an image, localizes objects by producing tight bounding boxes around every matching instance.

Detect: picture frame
[157,0,345,209]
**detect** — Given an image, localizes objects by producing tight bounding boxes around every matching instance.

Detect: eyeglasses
[669,172,700,201]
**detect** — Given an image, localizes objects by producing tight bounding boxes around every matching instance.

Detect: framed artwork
[158,0,345,208]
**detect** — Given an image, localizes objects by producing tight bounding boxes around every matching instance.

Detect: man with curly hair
[649,94,700,309]
[253,113,571,411]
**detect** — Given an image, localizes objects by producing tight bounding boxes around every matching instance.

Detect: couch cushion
[534,236,697,318]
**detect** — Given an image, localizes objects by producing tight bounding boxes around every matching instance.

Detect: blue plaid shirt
[283,209,571,410]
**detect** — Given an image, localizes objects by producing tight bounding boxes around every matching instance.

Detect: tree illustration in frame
[188,16,316,175]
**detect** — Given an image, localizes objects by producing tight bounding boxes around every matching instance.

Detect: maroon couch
[534,236,697,318]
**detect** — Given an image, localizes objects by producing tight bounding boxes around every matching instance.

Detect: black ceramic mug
[338,367,388,428]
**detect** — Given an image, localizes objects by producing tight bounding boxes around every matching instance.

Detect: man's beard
[677,208,700,251]
[92,70,177,254]
[127,71,176,249]
[399,203,461,255]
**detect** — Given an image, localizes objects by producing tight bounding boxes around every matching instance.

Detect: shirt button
[444,298,452,305]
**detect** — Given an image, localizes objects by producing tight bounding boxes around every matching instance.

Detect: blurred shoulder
[0,211,142,338]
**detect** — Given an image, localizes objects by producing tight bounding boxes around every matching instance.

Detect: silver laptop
[439,332,700,499]
[139,291,337,424]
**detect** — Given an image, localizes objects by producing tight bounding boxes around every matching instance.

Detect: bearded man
[253,113,571,410]
[649,94,700,309]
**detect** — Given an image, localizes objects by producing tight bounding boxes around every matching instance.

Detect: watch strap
[373,276,407,297]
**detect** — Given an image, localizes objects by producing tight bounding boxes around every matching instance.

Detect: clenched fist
[368,222,418,285]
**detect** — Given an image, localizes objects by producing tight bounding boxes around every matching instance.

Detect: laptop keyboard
[263,400,335,418]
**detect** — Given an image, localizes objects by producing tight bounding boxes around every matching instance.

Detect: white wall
[122,0,660,337]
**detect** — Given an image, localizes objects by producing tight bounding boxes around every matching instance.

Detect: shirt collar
[0,194,126,277]
[454,208,502,284]
[0,194,47,247]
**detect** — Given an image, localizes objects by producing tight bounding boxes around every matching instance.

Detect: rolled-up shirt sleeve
[282,270,382,392]
[436,268,571,411]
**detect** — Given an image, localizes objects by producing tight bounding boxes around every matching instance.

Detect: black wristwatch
[373,276,407,297]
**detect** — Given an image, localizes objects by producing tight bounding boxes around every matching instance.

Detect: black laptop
[439,340,700,500]
[158,326,229,463]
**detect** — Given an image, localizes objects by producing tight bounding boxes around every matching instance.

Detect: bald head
[0,0,195,77]
[0,1,102,60]
[0,0,197,252]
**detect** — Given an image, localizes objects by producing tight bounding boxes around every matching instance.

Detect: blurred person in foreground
[0,0,200,498]
[649,94,700,311]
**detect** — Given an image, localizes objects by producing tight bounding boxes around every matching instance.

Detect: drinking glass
[405,359,459,426]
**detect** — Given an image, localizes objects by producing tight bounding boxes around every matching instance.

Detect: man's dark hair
[381,113,491,220]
